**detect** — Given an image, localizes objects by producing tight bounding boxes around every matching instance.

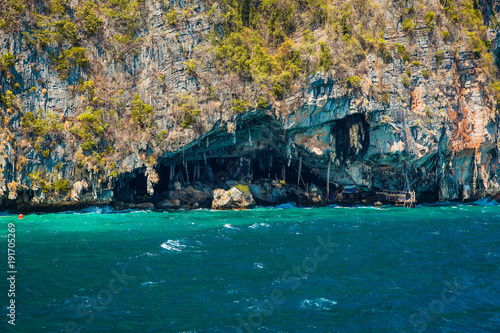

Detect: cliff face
[0,0,499,210]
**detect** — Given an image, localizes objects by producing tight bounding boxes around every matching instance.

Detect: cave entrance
[153,164,171,194]
[284,161,331,191]
[252,151,286,181]
[129,171,148,196]
[208,158,241,186]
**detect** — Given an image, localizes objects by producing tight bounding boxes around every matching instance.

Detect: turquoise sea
[1,205,499,332]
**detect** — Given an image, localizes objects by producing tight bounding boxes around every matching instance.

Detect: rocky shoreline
[7,178,500,214]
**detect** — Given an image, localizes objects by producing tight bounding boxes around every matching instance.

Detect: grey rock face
[211,187,256,210]
[1,1,499,211]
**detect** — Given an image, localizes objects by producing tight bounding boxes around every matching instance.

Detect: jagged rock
[2,1,500,212]
[311,195,322,203]
[113,201,127,211]
[249,184,264,201]
[462,184,471,201]
[22,191,29,203]
[272,180,283,189]
[99,190,114,203]
[157,199,181,209]
[212,186,255,210]
[271,187,287,203]
[309,183,322,196]
[71,180,89,201]
[439,174,459,201]
[487,193,500,204]
[166,186,212,208]
[133,202,155,209]
[174,182,182,191]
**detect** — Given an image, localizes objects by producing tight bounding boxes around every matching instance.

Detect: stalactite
[248,125,253,147]
[170,165,175,180]
[473,148,479,194]
[233,122,237,144]
[287,139,293,167]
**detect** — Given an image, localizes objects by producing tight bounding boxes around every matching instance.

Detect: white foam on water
[140,280,166,287]
[223,223,240,230]
[275,202,296,209]
[253,262,265,269]
[473,198,499,206]
[249,223,270,229]
[77,206,114,214]
[299,298,337,310]
[161,240,186,252]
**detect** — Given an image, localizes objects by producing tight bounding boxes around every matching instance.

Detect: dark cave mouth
[147,149,328,197]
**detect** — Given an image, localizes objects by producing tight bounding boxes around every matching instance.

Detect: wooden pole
[297,155,302,189]
[327,159,331,201]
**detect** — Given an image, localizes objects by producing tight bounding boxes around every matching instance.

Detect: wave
[299,298,337,310]
[275,202,296,209]
[253,262,265,269]
[223,223,240,230]
[55,206,115,215]
[472,198,499,206]
[249,222,270,229]
[160,240,186,252]
[140,280,166,287]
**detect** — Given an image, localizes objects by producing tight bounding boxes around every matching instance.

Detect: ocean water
[1,205,499,332]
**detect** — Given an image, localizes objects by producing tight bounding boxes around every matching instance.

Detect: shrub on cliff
[166,8,177,26]
[54,47,89,79]
[53,178,69,194]
[1,52,15,68]
[0,90,15,108]
[402,18,415,33]
[71,107,108,152]
[396,44,411,63]
[425,11,436,29]
[184,59,201,76]
[345,76,362,89]
[21,110,62,136]
[130,94,153,127]
[317,42,332,71]
[77,1,103,36]
[103,0,141,43]
[231,99,250,113]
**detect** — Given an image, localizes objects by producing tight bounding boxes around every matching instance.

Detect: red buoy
[18,214,24,219]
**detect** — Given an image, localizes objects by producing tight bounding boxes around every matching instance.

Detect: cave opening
[154,164,171,194]
[129,171,148,196]
[285,161,331,191]
[252,153,285,180]
[150,148,333,195]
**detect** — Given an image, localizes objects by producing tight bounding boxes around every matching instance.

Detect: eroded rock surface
[212,186,256,210]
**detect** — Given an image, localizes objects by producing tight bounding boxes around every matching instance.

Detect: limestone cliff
[0,0,499,210]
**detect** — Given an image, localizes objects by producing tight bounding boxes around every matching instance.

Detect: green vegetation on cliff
[0,0,500,205]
